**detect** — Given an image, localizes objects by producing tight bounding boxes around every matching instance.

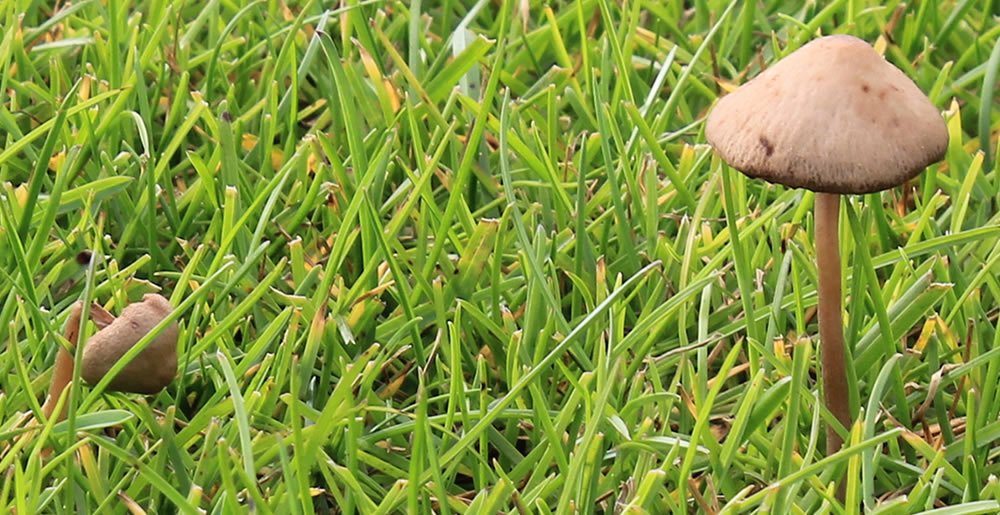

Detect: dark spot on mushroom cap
[759,136,775,157]
[861,83,870,93]
[879,90,887,100]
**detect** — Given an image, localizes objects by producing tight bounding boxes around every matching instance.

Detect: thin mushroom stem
[815,192,853,455]
[41,302,115,422]
[41,303,83,422]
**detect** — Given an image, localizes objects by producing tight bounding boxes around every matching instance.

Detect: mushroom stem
[41,302,115,422]
[41,303,84,421]
[815,192,853,455]
[41,348,76,421]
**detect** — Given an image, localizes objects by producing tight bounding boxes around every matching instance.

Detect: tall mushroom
[42,294,179,422]
[705,35,948,455]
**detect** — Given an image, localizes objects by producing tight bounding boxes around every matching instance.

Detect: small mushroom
[42,294,179,421]
[706,35,947,458]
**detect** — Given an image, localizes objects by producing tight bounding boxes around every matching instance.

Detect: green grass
[1,0,999,512]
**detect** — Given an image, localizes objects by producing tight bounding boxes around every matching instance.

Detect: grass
[0,0,999,512]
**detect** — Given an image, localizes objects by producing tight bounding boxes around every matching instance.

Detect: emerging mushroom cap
[706,35,948,194]
[81,294,178,394]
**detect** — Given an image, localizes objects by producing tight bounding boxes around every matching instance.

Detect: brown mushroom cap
[81,294,178,394]
[706,35,948,194]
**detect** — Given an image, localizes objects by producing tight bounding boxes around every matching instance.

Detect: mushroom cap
[81,294,178,394]
[705,35,948,194]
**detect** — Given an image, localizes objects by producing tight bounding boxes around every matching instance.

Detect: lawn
[1,0,999,513]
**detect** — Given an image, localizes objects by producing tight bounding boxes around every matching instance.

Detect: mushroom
[42,294,179,421]
[706,35,947,456]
